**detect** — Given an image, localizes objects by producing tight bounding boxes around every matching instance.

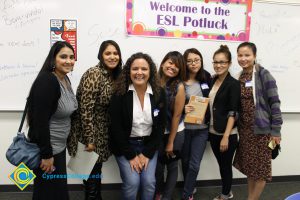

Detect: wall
[0,0,300,111]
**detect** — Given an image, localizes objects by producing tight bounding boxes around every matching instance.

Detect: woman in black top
[209,45,240,200]
[109,52,166,200]
[27,41,77,200]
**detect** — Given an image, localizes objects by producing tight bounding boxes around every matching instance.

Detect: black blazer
[211,73,240,133]
[109,88,167,160]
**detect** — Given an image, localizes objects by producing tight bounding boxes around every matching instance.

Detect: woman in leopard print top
[67,40,122,200]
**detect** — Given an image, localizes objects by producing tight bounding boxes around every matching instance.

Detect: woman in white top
[109,52,166,200]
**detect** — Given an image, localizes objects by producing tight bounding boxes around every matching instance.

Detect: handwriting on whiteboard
[0,0,44,28]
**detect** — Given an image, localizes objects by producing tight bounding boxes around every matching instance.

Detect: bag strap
[18,100,28,132]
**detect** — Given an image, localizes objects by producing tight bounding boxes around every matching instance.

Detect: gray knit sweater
[237,64,283,137]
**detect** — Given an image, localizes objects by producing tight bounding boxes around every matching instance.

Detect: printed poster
[50,19,77,60]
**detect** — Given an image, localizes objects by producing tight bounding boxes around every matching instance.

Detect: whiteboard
[0,0,299,112]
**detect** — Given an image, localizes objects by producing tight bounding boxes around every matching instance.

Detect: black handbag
[6,101,40,169]
[272,144,281,160]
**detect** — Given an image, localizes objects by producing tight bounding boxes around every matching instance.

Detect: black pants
[83,162,103,200]
[33,149,69,200]
[209,133,238,195]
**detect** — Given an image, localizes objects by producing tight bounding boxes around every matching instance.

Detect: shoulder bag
[6,101,40,169]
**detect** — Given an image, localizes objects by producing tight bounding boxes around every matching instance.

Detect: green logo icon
[8,162,36,190]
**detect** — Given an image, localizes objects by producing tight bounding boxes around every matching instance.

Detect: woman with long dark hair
[67,40,122,200]
[28,41,77,200]
[181,48,211,200]
[155,51,186,200]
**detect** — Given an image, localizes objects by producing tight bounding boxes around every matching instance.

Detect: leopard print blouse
[67,64,114,162]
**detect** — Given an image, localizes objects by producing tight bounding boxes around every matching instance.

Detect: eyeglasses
[187,59,201,65]
[212,61,229,65]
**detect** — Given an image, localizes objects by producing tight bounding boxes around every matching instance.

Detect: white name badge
[201,83,209,89]
[154,109,160,117]
[245,81,252,87]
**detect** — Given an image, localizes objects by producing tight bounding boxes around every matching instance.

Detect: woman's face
[102,44,120,70]
[54,47,75,76]
[161,58,179,78]
[186,53,201,75]
[237,46,256,70]
[213,53,230,76]
[130,58,150,88]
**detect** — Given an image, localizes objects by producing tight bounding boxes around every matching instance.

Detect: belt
[129,136,149,141]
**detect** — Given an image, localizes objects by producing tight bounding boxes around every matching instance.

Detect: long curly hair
[115,52,161,100]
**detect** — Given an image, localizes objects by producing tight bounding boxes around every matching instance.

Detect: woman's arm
[30,73,60,172]
[220,80,241,152]
[77,68,101,149]
[31,73,60,159]
[220,116,235,152]
[263,70,283,143]
[165,83,185,156]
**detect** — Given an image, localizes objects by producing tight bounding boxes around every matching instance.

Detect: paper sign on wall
[50,19,77,60]
[126,0,252,41]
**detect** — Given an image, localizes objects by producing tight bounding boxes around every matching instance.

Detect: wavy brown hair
[114,52,161,100]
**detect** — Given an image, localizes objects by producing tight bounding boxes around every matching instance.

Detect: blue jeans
[181,129,208,199]
[115,140,158,200]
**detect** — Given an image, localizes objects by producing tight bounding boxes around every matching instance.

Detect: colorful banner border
[126,0,253,41]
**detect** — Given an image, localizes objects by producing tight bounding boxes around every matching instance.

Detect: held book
[184,96,209,124]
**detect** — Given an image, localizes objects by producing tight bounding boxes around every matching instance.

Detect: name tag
[245,81,252,87]
[201,83,209,90]
[154,109,160,117]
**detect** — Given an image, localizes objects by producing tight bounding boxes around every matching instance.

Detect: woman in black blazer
[109,52,166,200]
[209,45,240,200]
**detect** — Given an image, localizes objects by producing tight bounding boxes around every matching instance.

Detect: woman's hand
[272,136,281,145]
[129,156,143,173]
[165,141,175,158]
[85,143,96,152]
[138,154,150,170]
[185,104,194,114]
[220,136,229,152]
[40,157,54,173]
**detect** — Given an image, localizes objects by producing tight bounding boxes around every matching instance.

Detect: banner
[126,0,252,41]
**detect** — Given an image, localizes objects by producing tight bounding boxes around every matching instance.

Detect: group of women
[27,40,282,200]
